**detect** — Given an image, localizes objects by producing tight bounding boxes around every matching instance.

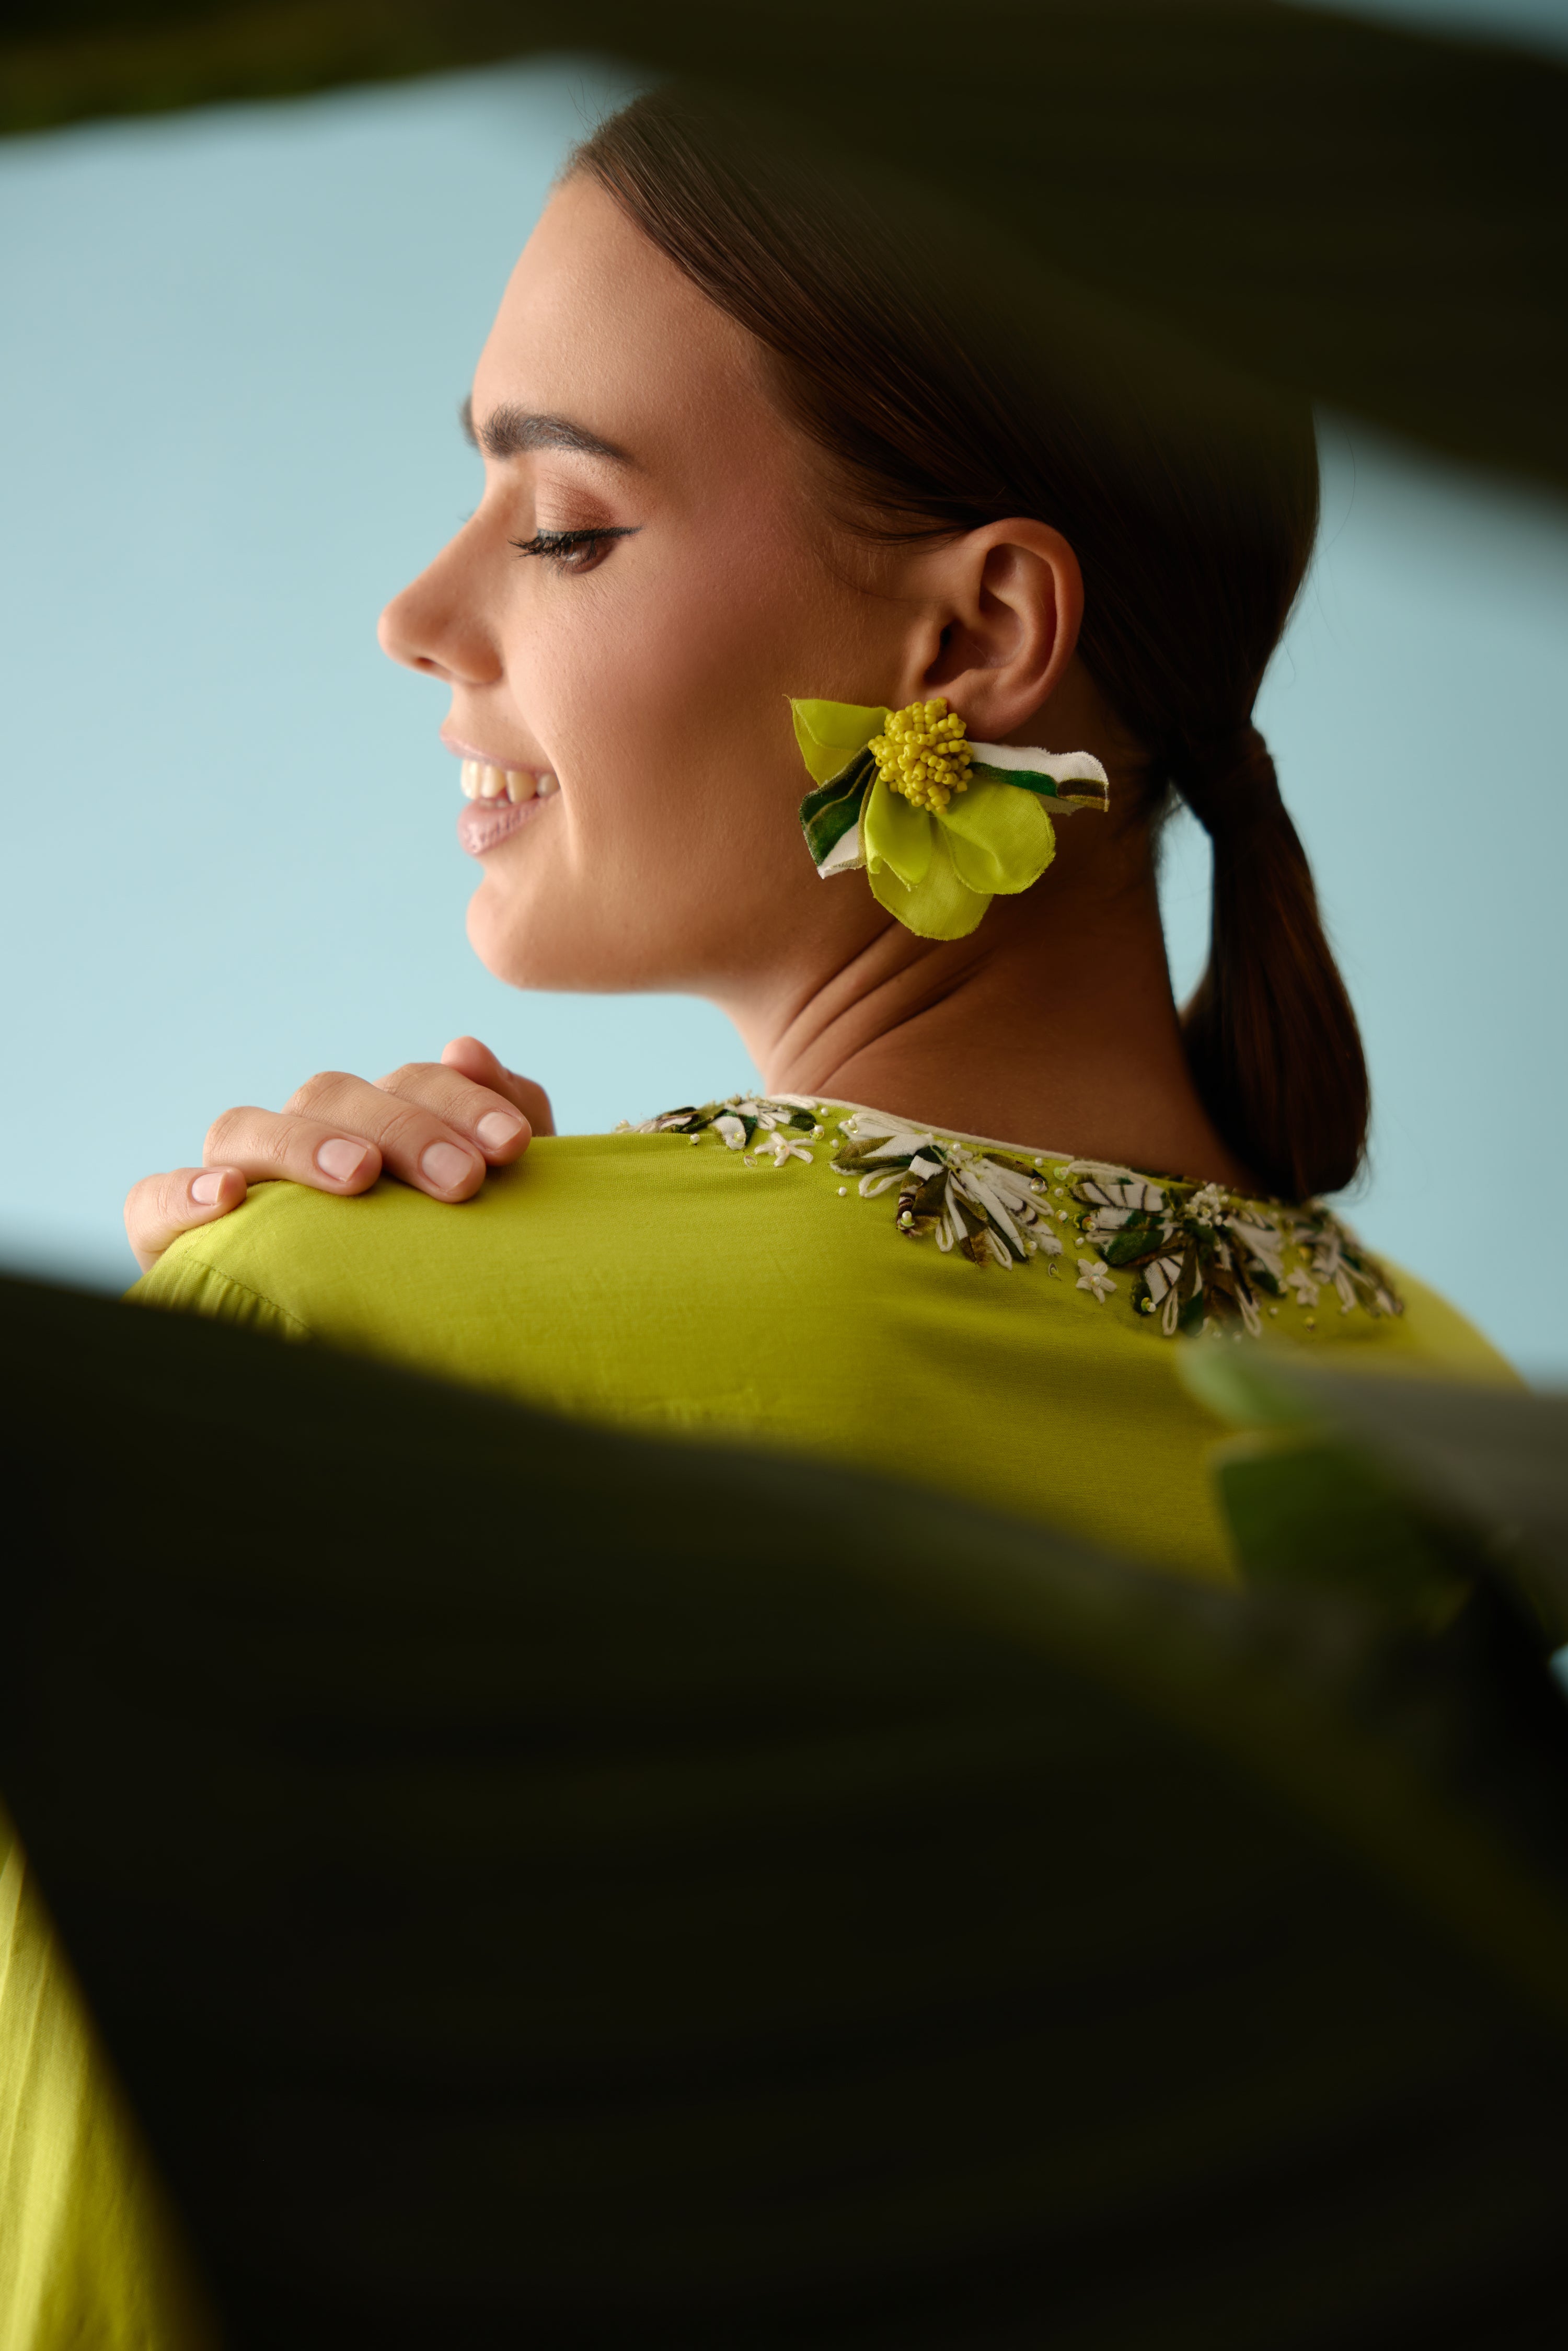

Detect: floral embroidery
[621,1095,1403,1341]
[624,1096,826,1166]
[1073,1171,1280,1337]
[833,1110,1064,1269]
[1076,1257,1117,1304]
[1071,1166,1399,1337]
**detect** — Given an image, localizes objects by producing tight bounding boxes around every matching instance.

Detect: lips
[453,756,560,857]
[457,790,558,858]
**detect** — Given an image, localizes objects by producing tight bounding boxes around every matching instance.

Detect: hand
[124,1037,555,1274]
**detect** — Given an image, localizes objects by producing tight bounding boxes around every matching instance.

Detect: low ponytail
[1172,727,1369,1200]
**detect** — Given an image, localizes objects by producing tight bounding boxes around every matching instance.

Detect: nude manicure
[420,1141,474,1190]
[476,1110,524,1150]
[191,1169,225,1206]
[316,1138,371,1183]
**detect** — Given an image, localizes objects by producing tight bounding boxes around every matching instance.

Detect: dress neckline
[622,1091,1403,1341]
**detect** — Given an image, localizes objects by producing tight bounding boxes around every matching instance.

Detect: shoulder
[1370,1263,1521,1385]
[127,1133,696,1332]
[125,1123,855,1353]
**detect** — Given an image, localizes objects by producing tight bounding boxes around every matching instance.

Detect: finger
[371,1059,535,1166]
[200,1101,390,1196]
[125,1165,248,1274]
[441,1035,557,1137]
[203,1102,390,1192]
[272,1072,490,1199]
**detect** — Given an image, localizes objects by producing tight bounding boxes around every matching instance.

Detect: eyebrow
[459,395,635,468]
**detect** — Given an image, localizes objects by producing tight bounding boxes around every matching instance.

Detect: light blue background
[1303,0,1568,50]
[2,43,1565,1376]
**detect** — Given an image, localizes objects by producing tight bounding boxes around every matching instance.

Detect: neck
[722,823,1252,1188]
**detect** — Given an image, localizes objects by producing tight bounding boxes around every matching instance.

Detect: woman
[6,92,1510,2346]
[124,94,1503,1581]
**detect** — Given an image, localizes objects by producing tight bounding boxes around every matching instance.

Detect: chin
[466,882,559,990]
[464,876,643,994]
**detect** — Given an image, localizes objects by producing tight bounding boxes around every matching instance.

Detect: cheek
[526,528,832,868]
[467,513,885,990]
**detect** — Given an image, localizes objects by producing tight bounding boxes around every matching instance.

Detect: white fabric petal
[816,822,866,878]
[967,742,1110,795]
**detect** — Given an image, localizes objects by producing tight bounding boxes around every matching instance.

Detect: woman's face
[379,173,916,1000]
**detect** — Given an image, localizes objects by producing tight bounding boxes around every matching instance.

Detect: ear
[897,521,1084,741]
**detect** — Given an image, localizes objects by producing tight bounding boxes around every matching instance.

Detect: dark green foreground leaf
[1186,1348,1568,1648]
[4,1274,1568,2345]
[2,3,1565,496]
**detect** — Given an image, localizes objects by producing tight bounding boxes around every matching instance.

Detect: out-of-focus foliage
[5,1273,1568,2341]
[1187,1347,1568,1645]
[3,0,1565,498]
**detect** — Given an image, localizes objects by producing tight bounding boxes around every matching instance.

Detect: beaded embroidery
[620,1096,1402,1341]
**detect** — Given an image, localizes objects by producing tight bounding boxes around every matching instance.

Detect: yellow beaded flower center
[868,696,974,815]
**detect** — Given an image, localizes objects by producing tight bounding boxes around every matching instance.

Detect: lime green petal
[862,775,933,886]
[790,698,890,787]
[868,826,991,939]
[938,777,1057,896]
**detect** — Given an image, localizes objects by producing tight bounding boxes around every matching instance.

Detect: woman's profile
[6,88,1515,2345]
[124,95,1505,1566]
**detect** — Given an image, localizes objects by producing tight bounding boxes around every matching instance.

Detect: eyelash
[510,526,638,574]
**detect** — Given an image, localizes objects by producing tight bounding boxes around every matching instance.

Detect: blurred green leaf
[6,1274,1568,2341]
[3,1,1565,496]
[1215,1433,1476,1629]
[1185,1347,1568,1647]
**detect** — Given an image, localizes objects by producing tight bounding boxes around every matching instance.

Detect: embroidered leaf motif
[622,1097,1402,1343]
[629,1097,824,1158]
[834,1110,1065,1268]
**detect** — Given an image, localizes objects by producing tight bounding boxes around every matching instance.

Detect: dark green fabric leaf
[1175,1288,1207,1338]
[799,750,872,866]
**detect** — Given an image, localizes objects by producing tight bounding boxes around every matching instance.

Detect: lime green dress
[134,1093,1508,1585]
[0,1095,1514,2347]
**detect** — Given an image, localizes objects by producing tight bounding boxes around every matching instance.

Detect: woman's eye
[510,526,639,574]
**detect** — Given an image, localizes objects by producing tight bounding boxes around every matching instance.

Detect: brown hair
[575,92,1369,1201]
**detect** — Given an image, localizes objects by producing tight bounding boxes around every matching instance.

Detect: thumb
[441,1036,556,1136]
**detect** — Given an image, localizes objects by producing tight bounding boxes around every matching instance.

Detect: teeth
[459,760,555,804]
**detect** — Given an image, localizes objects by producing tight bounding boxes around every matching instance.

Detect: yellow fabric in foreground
[2,1117,1514,2346]
[0,1822,215,2351]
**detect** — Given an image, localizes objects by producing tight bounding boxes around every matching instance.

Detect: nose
[377,531,502,686]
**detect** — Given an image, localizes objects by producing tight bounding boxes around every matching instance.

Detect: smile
[460,759,558,806]
[456,766,559,859]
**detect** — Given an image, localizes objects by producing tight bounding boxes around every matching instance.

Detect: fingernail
[476,1110,524,1149]
[421,1140,475,1190]
[317,1138,371,1183]
[191,1169,225,1206]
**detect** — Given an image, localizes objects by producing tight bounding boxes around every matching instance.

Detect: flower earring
[793,696,1109,941]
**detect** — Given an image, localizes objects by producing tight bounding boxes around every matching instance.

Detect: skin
[126,174,1247,1272]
